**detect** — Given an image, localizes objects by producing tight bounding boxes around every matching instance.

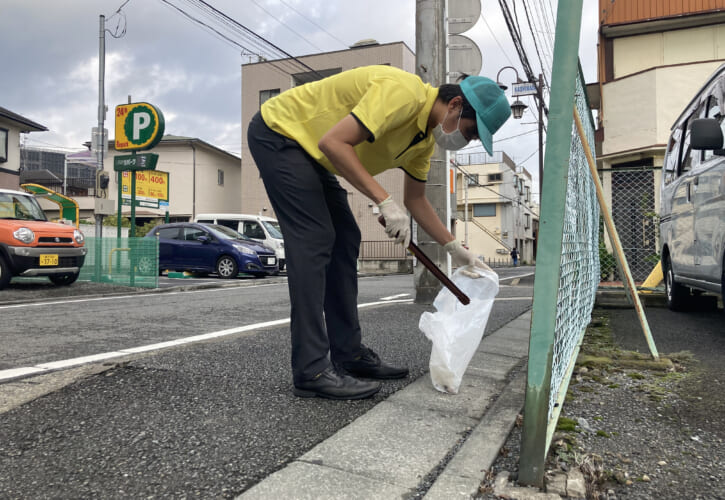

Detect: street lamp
[495,66,545,201]
[510,99,527,119]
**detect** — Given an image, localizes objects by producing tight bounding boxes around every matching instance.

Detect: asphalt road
[0,268,534,499]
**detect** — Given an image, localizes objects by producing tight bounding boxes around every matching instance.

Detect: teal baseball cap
[460,76,511,155]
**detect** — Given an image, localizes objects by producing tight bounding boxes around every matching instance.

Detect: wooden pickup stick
[378,216,470,305]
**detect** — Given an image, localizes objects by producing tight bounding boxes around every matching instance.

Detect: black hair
[437,73,476,121]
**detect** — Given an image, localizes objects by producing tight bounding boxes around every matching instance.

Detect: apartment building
[454,151,538,264]
[595,0,725,278]
[240,41,416,253]
[0,107,47,190]
[33,136,241,223]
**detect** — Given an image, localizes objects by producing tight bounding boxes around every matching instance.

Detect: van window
[664,128,682,185]
[261,220,283,239]
[217,219,239,231]
[243,221,266,239]
[703,94,724,162]
[197,219,214,224]
[680,120,696,175]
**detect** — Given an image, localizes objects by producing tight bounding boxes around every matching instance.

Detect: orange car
[0,188,86,289]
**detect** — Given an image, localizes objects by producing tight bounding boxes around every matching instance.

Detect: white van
[194,213,285,270]
[660,63,725,311]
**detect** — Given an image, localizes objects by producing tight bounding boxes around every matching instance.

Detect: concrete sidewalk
[238,311,531,500]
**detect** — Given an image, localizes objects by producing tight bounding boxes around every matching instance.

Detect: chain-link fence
[78,237,159,288]
[519,1,601,485]
[601,165,660,282]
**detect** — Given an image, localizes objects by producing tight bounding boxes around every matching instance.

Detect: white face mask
[433,107,469,151]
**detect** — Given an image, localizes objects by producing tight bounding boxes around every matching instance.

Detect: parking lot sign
[115,102,165,151]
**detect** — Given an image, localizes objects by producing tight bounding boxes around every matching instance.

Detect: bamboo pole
[573,108,659,360]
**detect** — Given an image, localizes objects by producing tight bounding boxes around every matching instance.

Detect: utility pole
[96,15,106,239]
[415,0,448,304]
[537,73,544,198]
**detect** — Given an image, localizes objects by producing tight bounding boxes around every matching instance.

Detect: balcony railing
[359,240,411,261]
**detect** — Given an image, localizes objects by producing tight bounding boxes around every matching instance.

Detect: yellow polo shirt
[260,65,437,182]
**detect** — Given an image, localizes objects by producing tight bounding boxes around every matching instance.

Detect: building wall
[453,152,538,264]
[240,42,416,244]
[0,120,22,189]
[101,141,241,221]
[601,62,722,156]
[600,0,725,26]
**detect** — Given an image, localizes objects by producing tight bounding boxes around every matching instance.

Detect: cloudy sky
[0,0,598,198]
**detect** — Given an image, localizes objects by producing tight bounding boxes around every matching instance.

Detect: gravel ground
[477,307,725,499]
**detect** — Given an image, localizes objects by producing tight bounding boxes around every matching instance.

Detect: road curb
[237,309,531,499]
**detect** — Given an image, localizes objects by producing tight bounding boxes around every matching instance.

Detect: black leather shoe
[341,347,409,380]
[293,367,381,400]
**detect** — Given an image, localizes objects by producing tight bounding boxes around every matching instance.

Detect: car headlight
[13,227,35,244]
[233,243,256,256]
[74,229,85,244]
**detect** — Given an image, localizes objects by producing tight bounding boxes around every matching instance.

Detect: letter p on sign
[133,112,151,140]
[115,102,165,151]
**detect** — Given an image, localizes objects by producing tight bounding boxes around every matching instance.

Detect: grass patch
[556,417,579,432]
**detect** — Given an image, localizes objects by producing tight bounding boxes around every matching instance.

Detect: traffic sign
[113,153,159,171]
[114,102,165,151]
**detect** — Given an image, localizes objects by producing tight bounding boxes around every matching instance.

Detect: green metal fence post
[518,0,584,487]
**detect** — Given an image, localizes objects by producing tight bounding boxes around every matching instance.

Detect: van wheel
[216,256,238,279]
[721,257,725,313]
[664,255,689,311]
[0,255,12,290]
[49,272,79,286]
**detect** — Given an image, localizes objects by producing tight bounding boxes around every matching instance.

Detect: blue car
[145,222,279,278]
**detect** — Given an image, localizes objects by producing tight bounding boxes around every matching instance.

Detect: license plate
[39,254,59,266]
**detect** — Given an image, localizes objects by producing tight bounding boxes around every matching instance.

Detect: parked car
[0,188,86,289]
[144,222,278,278]
[660,63,725,311]
[194,213,285,270]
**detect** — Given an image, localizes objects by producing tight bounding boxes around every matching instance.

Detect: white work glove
[377,196,411,248]
[444,240,492,279]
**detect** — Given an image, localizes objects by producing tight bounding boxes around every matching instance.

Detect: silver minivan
[660,64,725,311]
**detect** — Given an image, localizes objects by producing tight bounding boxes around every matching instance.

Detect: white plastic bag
[419,267,499,394]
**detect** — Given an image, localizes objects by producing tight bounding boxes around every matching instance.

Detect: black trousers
[247,112,362,383]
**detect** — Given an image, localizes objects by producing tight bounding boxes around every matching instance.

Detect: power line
[277,0,350,48]
[497,0,549,116]
[479,13,517,68]
[159,0,327,82]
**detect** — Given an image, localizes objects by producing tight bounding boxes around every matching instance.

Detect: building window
[292,68,342,86]
[217,169,224,186]
[473,203,496,217]
[259,89,280,108]
[0,128,7,163]
[488,173,502,182]
[466,173,479,186]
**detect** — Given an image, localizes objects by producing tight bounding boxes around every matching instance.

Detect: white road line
[380,293,411,301]
[0,298,413,382]
[0,282,282,310]
[499,272,535,281]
